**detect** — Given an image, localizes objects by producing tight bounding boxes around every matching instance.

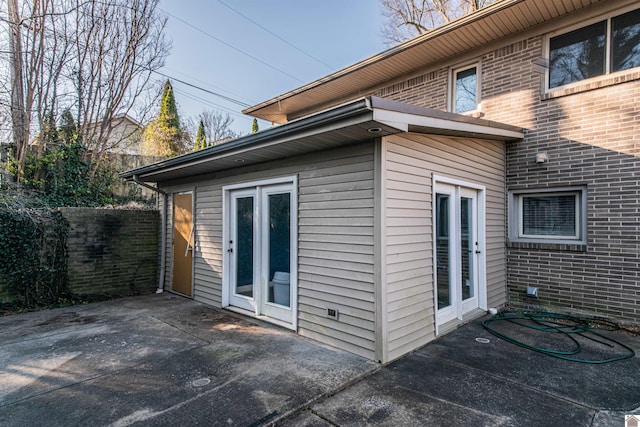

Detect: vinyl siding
[159,142,377,360]
[383,133,506,362]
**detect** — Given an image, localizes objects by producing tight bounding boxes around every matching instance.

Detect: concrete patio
[1,294,639,426]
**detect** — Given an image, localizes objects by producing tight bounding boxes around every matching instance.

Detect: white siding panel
[159,142,376,360]
[383,133,506,362]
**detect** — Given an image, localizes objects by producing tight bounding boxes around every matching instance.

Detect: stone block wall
[60,208,159,296]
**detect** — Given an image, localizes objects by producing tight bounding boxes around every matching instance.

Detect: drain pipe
[133,175,167,294]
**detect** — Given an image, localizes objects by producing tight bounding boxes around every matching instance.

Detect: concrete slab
[0,294,376,426]
[417,319,640,410]
[2,297,640,426]
[308,315,640,427]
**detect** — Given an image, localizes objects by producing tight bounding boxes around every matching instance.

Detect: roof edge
[120,97,373,180]
[242,0,524,121]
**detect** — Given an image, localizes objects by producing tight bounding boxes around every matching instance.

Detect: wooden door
[172,193,193,296]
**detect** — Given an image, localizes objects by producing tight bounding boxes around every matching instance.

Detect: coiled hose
[482,310,636,364]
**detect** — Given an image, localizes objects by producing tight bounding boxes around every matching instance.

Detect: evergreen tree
[141,80,187,157]
[251,118,259,134]
[159,80,180,129]
[195,119,207,150]
[58,109,77,144]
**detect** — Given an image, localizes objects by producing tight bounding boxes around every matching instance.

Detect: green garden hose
[482,310,636,364]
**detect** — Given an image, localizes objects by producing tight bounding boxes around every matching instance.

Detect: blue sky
[158,0,386,136]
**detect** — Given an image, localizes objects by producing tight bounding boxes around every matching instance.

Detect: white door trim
[222,176,298,330]
[433,176,487,335]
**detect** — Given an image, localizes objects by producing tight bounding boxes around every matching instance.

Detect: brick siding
[372,32,640,321]
[61,208,159,296]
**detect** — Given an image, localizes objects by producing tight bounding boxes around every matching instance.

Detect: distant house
[94,114,143,155]
[122,0,640,363]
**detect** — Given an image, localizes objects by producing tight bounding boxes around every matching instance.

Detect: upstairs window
[452,65,478,113]
[549,8,640,89]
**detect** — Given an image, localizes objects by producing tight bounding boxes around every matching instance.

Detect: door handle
[475,250,481,254]
[227,248,233,253]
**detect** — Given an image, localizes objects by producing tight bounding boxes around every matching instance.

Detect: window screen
[521,194,577,238]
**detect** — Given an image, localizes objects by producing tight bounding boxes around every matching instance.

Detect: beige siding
[383,133,506,362]
[159,142,377,360]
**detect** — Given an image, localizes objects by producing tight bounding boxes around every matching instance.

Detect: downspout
[133,174,167,294]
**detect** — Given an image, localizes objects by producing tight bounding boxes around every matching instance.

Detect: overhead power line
[163,65,256,105]
[216,0,334,70]
[159,7,305,84]
[151,69,251,108]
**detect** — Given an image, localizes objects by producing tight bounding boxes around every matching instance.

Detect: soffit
[243,0,603,123]
[122,97,523,184]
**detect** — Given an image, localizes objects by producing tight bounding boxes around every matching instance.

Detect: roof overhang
[243,0,608,123]
[121,97,522,183]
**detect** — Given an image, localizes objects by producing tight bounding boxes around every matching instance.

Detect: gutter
[133,175,167,294]
[120,97,372,182]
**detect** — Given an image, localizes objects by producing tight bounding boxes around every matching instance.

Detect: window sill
[542,70,640,101]
[507,240,587,252]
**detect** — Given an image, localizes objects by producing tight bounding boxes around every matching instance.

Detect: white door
[226,182,296,327]
[228,189,257,312]
[435,183,481,326]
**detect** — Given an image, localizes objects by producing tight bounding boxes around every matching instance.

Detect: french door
[225,180,296,327]
[435,182,482,327]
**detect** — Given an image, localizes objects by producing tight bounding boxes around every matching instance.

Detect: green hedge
[0,207,70,307]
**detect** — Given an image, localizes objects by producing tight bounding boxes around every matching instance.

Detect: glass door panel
[461,197,474,301]
[228,190,256,312]
[435,183,480,328]
[235,196,254,298]
[226,182,295,327]
[436,193,452,310]
[267,193,291,307]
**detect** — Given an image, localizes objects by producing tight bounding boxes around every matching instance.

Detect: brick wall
[60,208,159,296]
[372,31,640,321]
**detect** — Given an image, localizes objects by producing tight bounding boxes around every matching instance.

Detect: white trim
[221,175,298,331]
[433,176,487,333]
[373,109,523,140]
[449,61,482,114]
[224,176,297,191]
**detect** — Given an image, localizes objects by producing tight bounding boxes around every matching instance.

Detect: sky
[157,0,387,137]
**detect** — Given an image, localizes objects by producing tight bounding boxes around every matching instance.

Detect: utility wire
[216,0,334,70]
[159,7,305,84]
[151,69,251,108]
[163,65,256,105]
[173,87,247,120]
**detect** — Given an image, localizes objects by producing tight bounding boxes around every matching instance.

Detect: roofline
[120,98,373,180]
[242,0,523,118]
[122,96,523,182]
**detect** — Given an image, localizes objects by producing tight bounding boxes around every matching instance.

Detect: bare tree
[197,109,239,146]
[3,0,169,179]
[381,0,495,45]
[72,0,170,175]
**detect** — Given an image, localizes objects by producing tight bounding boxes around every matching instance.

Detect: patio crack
[148,314,212,345]
[414,352,597,412]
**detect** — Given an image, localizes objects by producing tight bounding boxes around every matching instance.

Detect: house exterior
[122,0,640,363]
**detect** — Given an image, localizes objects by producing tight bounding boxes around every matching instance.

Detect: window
[509,188,586,244]
[549,8,640,89]
[452,65,478,113]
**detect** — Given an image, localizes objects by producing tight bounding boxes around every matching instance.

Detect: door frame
[221,176,298,330]
[432,175,487,335]
[171,190,195,297]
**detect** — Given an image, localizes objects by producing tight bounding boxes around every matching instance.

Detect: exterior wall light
[535,152,548,164]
